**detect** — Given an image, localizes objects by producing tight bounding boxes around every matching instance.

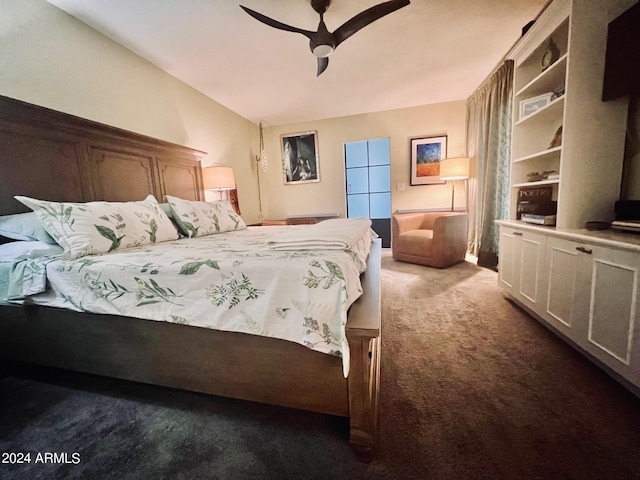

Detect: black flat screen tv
[602,2,640,101]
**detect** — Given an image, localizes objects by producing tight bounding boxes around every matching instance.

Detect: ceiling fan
[240,0,411,76]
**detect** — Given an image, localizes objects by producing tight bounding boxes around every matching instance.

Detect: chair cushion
[397,229,433,257]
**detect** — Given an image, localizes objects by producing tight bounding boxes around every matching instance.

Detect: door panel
[345,141,368,168]
[368,138,389,166]
[518,236,544,304]
[345,138,391,247]
[347,167,369,195]
[89,147,156,201]
[589,259,636,365]
[369,165,390,193]
[498,228,518,291]
[370,192,391,219]
[347,194,370,218]
[546,244,580,327]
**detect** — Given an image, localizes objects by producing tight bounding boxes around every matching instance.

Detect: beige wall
[1,1,468,224]
[0,0,262,223]
[260,101,468,220]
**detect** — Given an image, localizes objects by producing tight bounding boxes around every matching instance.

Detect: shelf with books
[514,184,556,220]
[507,0,628,228]
[511,148,561,187]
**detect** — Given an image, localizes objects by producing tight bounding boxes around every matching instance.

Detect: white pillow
[166,196,246,238]
[0,241,63,262]
[15,195,179,259]
[0,212,57,244]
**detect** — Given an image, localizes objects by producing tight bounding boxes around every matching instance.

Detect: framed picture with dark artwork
[281,130,320,185]
[410,135,447,185]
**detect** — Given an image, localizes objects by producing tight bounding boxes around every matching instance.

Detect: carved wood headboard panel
[0,95,206,216]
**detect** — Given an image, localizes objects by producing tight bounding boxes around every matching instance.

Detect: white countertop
[496,220,640,253]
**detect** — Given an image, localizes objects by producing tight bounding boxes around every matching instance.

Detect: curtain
[466,60,514,270]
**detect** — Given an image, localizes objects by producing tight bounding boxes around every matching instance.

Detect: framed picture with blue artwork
[410,135,447,185]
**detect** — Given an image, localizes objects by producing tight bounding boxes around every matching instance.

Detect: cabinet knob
[576,246,593,254]
[513,231,523,236]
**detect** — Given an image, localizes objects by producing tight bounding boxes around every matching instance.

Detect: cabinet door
[498,226,547,312]
[498,227,520,294]
[546,239,640,385]
[515,230,547,311]
[544,237,592,340]
[583,246,640,383]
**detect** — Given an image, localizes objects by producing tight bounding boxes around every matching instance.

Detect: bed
[0,95,381,461]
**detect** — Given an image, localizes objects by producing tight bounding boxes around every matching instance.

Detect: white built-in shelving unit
[498,0,640,396]
[507,0,628,229]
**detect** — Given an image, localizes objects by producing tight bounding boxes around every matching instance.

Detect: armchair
[392,212,468,268]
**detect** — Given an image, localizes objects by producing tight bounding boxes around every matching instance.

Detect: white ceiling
[47,0,548,126]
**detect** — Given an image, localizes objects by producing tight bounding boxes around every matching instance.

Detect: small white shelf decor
[519,92,553,119]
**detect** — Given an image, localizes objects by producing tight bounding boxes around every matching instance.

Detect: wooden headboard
[0,95,206,216]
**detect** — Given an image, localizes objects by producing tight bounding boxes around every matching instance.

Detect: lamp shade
[439,157,470,180]
[203,165,236,190]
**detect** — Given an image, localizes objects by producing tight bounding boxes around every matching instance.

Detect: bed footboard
[346,238,382,461]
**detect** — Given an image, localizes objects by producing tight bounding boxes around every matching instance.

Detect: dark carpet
[2,251,640,480]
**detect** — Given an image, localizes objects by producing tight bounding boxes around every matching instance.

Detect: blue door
[345,138,391,247]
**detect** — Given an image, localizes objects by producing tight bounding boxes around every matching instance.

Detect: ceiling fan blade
[317,57,329,76]
[240,5,316,39]
[333,0,410,47]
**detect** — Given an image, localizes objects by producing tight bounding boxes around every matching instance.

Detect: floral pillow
[165,196,246,238]
[15,195,179,259]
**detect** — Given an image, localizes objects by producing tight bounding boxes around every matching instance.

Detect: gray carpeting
[2,251,640,479]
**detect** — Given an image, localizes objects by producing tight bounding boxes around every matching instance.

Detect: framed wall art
[519,93,553,120]
[281,130,320,185]
[410,135,447,185]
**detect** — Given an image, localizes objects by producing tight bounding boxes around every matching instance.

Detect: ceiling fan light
[312,44,334,58]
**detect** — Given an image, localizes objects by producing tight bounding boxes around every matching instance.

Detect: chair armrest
[432,214,469,252]
[392,213,425,235]
[392,213,425,251]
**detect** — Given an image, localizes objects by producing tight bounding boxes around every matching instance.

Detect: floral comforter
[7,225,376,376]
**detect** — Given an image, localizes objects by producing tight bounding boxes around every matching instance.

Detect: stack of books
[517,185,557,225]
[521,214,557,225]
[611,220,640,233]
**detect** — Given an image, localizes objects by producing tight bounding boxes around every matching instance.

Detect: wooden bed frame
[0,96,381,460]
